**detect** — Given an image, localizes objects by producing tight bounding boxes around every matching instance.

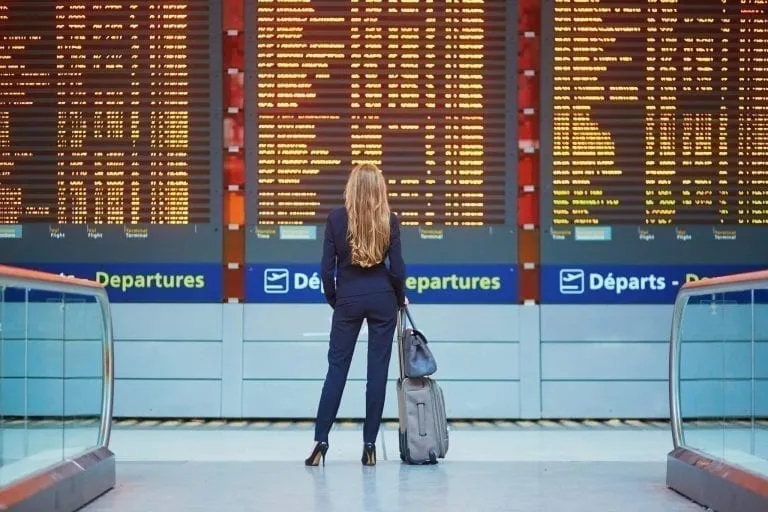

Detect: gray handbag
[402,307,437,378]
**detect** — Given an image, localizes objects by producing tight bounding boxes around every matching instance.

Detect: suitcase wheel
[428,450,437,464]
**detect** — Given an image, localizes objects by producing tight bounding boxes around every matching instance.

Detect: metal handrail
[679,269,768,292]
[668,289,688,449]
[668,270,768,450]
[0,264,114,448]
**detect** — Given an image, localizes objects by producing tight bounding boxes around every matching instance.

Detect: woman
[304,162,407,467]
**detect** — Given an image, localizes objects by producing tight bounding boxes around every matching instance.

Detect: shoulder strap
[404,306,416,329]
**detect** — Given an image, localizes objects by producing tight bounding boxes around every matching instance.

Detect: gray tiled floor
[73,426,705,512]
[81,460,703,512]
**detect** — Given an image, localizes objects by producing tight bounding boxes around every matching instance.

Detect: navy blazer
[320,207,406,308]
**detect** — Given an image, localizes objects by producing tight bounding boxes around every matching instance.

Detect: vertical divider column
[223,0,246,303]
[517,0,541,304]
[221,302,245,418]
[517,0,542,418]
[220,0,247,417]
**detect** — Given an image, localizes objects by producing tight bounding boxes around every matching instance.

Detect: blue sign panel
[541,264,766,304]
[246,264,517,304]
[6,263,222,303]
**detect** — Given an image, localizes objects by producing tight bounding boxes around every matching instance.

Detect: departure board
[247,0,512,228]
[0,0,212,225]
[244,0,517,267]
[540,0,768,265]
[0,0,222,265]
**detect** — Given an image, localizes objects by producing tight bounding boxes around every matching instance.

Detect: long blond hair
[344,163,391,267]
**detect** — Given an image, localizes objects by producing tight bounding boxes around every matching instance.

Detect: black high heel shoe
[362,443,376,466]
[305,441,329,467]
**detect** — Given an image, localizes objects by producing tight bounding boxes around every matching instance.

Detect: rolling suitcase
[395,307,449,464]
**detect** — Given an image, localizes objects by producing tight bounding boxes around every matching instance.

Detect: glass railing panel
[0,285,6,480]
[719,290,759,474]
[0,265,115,510]
[27,288,66,481]
[669,273,768,511]
[678,291,727,461]
[63,291,104,458]
[676,284,768,478]
[0,287,66,486]
[752,288,768,464]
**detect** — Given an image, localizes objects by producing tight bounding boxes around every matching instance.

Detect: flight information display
[0,0,222,264]
[247,0,513,229]
[541,0,768,265]
[243,0,517,304]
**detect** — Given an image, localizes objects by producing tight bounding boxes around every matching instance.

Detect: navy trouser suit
[314,207,406,444]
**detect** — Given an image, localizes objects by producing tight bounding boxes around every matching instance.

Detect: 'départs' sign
[541,264,765,304]
[246,264,517,304]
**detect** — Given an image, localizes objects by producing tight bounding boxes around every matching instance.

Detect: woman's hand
[403,296,409,306]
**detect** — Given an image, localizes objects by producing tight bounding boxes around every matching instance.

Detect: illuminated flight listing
[254,0,508,226]
[551,0,768,226]
[0,1,211,225]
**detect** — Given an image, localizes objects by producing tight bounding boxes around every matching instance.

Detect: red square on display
[225,155,245,188]
[224,114,244,149]
[224,35,244,70]
[224,72,244,109]
[223,0,244,31]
